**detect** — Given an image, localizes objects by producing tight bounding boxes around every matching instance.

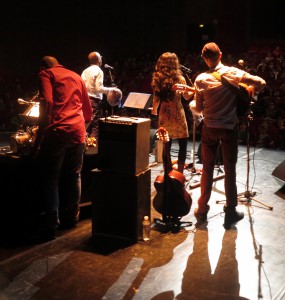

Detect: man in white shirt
[81,51,114,140]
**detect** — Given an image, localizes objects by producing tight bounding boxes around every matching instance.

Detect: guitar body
[153,174,165,214]
[236,83,252,117]
[153,174,164,213]
[153,128,192,221]
[166,169,192,217]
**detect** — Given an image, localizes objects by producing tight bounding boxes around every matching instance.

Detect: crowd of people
[1,43,285,150]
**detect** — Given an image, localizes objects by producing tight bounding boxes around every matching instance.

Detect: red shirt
[38,65,93,143]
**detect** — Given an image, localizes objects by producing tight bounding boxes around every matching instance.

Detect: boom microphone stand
[237,111,273,210]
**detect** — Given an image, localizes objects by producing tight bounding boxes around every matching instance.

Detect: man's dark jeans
[198,125,238,212]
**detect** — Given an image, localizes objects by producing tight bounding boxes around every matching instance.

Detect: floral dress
[154,76,189,139]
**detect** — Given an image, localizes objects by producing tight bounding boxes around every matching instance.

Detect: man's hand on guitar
[238,83,254,98]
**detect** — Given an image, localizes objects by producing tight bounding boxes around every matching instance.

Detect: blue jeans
[38,130,85,228]
[198,125,238,212]
[87,97,102,140]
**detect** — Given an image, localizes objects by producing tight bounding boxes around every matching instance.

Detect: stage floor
[0,138,285,300]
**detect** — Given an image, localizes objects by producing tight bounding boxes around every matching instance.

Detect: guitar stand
[154,217,192,233]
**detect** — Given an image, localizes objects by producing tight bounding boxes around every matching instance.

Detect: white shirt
[193,63,266,129]
[81,64,112,100]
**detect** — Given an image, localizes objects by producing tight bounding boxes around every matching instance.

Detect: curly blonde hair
[151,52,183,101]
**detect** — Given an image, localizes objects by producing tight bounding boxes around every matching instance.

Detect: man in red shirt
[35,56,92,241]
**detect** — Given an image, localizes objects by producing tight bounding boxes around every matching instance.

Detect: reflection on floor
[0,141,285,300]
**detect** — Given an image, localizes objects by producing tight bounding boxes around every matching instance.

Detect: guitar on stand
[153,127,192,231]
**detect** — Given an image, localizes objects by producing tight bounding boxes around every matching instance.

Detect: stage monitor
[123,92,153,110]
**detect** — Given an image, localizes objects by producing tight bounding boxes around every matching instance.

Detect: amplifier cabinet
[91,168,151,243]
[98,117,150,174]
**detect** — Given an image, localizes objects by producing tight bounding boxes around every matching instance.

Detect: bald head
[88,51,102,66]
[41,56,60,69]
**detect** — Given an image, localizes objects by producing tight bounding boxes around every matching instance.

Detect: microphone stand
[237,110,273,210]
[105,67,116,117]
[215,105,273,209]
[182,72,200,175]
[107,68,117,88]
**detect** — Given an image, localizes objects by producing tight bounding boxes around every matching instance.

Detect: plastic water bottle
[142,216,151,242]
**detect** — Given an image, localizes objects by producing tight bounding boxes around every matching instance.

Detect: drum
[107,88,122,107]
[9,127,37,156]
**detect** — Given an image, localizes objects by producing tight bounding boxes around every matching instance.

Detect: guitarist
[151,52,194,174]
[189,42,266,229]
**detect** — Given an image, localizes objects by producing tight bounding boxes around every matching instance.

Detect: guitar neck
[163,141,172,176]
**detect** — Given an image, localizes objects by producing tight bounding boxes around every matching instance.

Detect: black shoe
[58,210,80,230]
[194,205,210,222]
[37,227,57,243]
[57,221,78,230]
[223,205,244,229]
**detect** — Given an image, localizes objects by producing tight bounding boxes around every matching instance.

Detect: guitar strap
[210,71,248,100]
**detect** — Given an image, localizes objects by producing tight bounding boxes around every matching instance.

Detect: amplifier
[98,116,150,174]
[92,168,151,243]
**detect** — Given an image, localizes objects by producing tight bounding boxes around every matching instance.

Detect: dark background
[0,0,284,78]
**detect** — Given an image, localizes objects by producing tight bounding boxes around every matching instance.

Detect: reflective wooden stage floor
[0,141,285,300]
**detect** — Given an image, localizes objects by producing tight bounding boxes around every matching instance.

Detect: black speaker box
[272,160,285,186]
[91,168,151,243]
[98,117,150,174]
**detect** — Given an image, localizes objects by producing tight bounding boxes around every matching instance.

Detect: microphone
[180,65,192,73]
[104,64,114,70]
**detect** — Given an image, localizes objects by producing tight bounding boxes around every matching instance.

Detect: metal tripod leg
[238,191,273,210]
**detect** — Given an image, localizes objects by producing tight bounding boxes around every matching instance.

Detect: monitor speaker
[272,160,285,186]
[91,168,151,243]
[98,117,150,174]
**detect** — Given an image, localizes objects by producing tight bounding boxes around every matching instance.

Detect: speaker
[91,168,151,243]
[272,160,285,186]
[123,92,153,110]
[98,117,150,174]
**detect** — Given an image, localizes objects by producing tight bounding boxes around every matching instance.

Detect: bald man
[81,51,115,141]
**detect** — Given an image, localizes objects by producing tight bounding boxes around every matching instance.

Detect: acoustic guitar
[153,127,192,223]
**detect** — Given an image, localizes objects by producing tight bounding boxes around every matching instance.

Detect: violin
[153,127,192,222]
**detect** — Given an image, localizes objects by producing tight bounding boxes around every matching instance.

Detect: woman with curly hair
[151,52,193,174]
